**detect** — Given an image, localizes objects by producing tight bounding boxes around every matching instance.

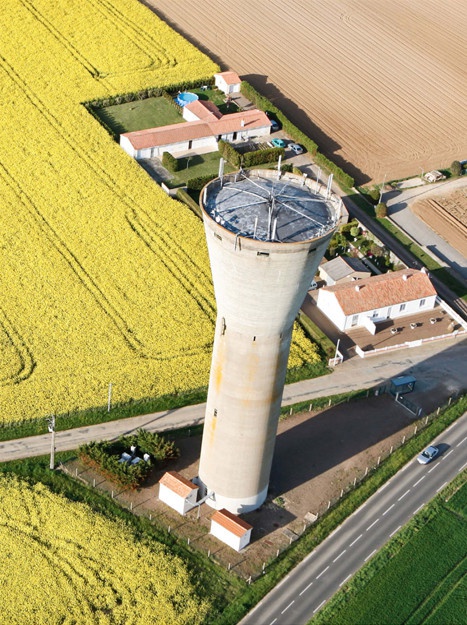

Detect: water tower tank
[198,168,339,513]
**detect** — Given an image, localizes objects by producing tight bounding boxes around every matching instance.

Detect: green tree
[375,202,387,218]
[451,160,462,177]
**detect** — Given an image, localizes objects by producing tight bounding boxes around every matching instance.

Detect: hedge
[187,174,218,191]
[176,188,202,218]
[240,80,354,188]
[162,151,180,172]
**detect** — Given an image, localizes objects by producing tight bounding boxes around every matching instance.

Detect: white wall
[159,484,198,515]
[120,135,136,158]
[210,521,251,551]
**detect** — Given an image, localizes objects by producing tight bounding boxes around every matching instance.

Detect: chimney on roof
[241,119,245,127]
[403,274,408,281]
[355,284,361,291]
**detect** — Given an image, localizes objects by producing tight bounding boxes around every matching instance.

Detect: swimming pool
[174,92,199,107]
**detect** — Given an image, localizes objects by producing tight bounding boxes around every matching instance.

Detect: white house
[214,71,242,95]
[120,104,271,159]
[316,268,437,332]
[210,508,253,551]
[158,471,198,516]
[319,256,371,286]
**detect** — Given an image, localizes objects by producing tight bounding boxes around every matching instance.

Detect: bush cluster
[218,139,241,167]
[243,147,284,167]
[79,429,179,489]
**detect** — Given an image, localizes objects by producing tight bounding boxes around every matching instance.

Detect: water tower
[198,167,339,513]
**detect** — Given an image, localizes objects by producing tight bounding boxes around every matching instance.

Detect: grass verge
[211,394,466,625]
[310,473,467,625]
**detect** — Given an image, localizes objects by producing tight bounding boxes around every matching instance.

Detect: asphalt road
[240,411,467,625]
[0,338,465,463]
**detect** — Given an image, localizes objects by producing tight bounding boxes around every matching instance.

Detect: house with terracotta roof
[158,471,198,515]
[210,508,253,551]
[316,268,437,333]
[214,71,242,95]
[319,255,371,286]
[120,100,271,159]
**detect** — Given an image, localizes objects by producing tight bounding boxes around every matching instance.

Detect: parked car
[289,143,304,155]
[269,119,280,132]
[417,445,439,464]
[271,138,286,148]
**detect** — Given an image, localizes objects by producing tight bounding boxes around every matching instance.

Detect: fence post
[328,399,332,407]
[448,396,452,406]
[93,478,96,487]
[208,549,211,558]
[327,500,331,510]
[365,466,369,476]
[390,445,393,455]
[377,456,381,466]
[414,426,417,435]
[402,435,406,445]
[262,562,266,573]
[353,476,357,487]
[309,404,312,412]
[437,407,440,416]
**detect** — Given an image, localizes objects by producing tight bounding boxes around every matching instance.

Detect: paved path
[385,177,467,284]
[240,411,467,625]
[1,337,465,463]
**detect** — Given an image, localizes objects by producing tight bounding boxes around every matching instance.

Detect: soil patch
[63,394,421,579]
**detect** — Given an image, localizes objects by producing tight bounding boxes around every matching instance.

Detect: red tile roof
[323,269,437,315]
[159,471,198,498]
[211,508,252,537]
[121,108,270,150]
[184,99,222,121]
[215,71,241,85]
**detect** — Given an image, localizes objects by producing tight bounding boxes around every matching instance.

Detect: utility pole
[379,174,386,204]
[47,415,56,470]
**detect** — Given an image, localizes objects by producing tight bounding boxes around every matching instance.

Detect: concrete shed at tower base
[210,508,253,551]
[158,471,198,516]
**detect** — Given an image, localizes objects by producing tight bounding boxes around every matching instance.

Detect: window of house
[419,298,426,307]
[399,303,406,312]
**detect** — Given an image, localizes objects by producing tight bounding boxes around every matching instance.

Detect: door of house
[387,307,392,318]
[351,315,359,327]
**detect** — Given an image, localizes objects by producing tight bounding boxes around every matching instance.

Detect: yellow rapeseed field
[0,0,320,424]
[0,474,209,623]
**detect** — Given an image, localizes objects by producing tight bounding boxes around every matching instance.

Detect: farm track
[147,0,467,184]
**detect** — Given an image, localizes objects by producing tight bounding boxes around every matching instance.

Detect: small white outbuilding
[210,508,253,551]
[158,471,198,516]
[214,71,242,95]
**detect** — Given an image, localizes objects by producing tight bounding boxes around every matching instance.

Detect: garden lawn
[311,480,467,625]
[166,152,236,187]
[95,96,185,134]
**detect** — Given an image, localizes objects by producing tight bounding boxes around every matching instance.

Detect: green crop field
[311,478,467,625]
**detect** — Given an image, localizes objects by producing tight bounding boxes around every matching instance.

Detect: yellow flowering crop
[0,474,209,624]
[0,0,319,424]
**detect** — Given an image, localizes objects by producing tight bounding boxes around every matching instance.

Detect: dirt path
[146,0,467,185]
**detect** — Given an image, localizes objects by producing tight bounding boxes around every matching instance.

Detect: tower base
[200,482,268,515]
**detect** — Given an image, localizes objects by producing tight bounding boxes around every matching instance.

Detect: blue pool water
[174,92,199,107]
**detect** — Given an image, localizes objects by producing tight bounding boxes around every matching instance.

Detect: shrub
[375,202,388,218]
[78,429,179,489]
[176,188,202,218]
[451,160,462,177]
[162,151,180,172]
[350,225,361,238]
[218,139,241,168]
[243,147,283,167]
[187,174,218,191]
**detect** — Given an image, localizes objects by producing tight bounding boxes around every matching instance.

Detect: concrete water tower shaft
[198,168,340,513]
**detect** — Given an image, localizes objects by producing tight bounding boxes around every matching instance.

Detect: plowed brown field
[144,0,467,185]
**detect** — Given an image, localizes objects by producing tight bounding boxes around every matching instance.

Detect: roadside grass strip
[309,475,467,625]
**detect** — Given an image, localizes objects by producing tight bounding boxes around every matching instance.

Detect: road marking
[270,619,277,625]
[445,422,456,432]
[281,601,294,614]
[459,462,467,473]
[339,574,351,588]
[413,476,425,487]
[333,549,346,563]
[365,549,377,562]
[413,503,425,516]
[383,503,395,516]
[366,518,379,531]
[428,463,439,473]
[398,489,410,501]
[316,566,329,579]
[390,525,402,538]
[436,481,448,493]
[299,582,313,596]
[456,437,466,447]
[313,600,326,614]
[350,534,362,547]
